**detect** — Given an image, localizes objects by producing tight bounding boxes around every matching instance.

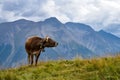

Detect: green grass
[0,55,120,80]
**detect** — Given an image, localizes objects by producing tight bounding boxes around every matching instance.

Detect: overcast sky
[0,0,120,36]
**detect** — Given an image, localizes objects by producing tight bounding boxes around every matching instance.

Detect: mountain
[0,17,120,69]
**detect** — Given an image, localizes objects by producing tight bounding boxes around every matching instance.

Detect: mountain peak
[13,19,34,23]
[46,17,58,20]
[44,17,62,25]
[98,30,106,33]
[14,19,28,22]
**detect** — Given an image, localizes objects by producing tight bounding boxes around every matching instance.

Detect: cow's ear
[46,36,49,42]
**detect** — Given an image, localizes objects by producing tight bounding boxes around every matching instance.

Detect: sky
[0,0,120,37]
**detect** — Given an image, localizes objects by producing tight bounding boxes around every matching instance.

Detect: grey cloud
[0,0,48,21]
[21,9,47,18]
[2,0,26,11]
[1,0,47,11]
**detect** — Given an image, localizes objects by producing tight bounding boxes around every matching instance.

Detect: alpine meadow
[0,55,120,80]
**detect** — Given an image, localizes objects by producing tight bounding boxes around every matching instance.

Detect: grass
[0,55,120,80]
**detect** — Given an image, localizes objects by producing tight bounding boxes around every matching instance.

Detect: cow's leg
[35,52,41,66]
[31,54,34,65]
[28,54,31,65]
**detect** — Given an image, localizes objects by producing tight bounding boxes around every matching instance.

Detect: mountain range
[0,17,120,69]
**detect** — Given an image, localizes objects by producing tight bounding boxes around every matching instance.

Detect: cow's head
[43,36,58,47]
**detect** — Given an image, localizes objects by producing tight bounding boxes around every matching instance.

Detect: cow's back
[25,36,43,53]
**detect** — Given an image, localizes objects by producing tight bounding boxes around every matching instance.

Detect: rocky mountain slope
[0,17,120,68]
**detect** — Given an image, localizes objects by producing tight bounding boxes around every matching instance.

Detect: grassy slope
[0,56,120,80]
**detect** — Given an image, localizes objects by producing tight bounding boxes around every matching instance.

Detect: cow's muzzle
[55,42,58,47]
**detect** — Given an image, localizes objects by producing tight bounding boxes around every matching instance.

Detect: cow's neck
[38,38,47,52]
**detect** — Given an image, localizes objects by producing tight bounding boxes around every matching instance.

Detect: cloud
[0,0,48,22]
[2,0,25,11]
[0,0,120,32]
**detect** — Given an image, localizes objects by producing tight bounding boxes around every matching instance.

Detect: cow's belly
[32,50,40,55]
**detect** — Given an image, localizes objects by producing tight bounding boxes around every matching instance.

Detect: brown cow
[25,36,58,66]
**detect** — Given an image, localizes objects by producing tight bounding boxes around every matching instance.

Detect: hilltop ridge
[0,55,120,80]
